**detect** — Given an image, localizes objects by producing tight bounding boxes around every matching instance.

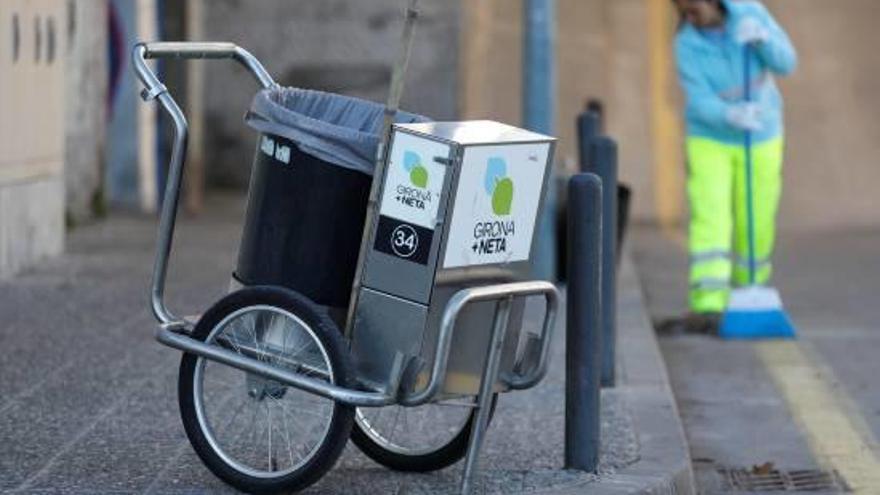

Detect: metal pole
[524,0,557,281]
[460,297,513,495]
[565,173,603,471]
[184,0,205,215]
[586,137,618,387]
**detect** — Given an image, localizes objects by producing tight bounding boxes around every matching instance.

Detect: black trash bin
[235,87,427,309]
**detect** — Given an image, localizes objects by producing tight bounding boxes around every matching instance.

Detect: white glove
[735,16,771,45]
[726,103,764,132]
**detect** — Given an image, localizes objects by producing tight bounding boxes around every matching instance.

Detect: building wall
[197,0,660,225]
[461,0,880,232]
[459,1,524,128]
[763,0,880,231]
[458,0,659,223]
[0,0,66,278]
[65,0,109,224]
[638,0,880,232]
[637,0,880,232]
[200,0,461,188]
[460,0,610,169]
[606,0,663,224]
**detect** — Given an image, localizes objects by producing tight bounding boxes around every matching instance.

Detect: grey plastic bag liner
[246,87,428,175]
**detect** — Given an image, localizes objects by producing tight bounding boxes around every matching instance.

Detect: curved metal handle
[133,42,275,100]
[139,42,276,89]
[131,42,276,327]
[142,41,237,58]
[399,281,560,406]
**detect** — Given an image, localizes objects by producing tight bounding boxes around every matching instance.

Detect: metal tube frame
[400,280,559,406]
[461,297,512,494]
[154,280,558,408]
[131,42,276,328]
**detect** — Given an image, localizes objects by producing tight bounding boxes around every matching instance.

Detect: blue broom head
[720,287,797,340]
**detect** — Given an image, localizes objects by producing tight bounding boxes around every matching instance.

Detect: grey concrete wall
[200,0,461,188]
[65,0,108,224]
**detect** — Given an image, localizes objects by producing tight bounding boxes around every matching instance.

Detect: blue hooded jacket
[675,0,797,145]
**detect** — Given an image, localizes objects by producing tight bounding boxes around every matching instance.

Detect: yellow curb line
[756,340,880,493]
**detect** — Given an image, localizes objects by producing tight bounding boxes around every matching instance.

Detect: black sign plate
[374,215,433,265]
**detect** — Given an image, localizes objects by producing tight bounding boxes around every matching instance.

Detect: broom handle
[744,43,757,285]
[380,0,419,146]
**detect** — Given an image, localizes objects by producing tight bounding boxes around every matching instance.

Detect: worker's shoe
[655,312,721,336]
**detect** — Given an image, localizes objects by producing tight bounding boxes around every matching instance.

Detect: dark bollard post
[565,173,603,471]
[576,111,602,172]
[616,183,632,261]
[559,106,602,282]
[586,137,618,387]
[585,98,605,129]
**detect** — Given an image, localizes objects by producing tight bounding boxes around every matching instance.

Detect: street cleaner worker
[659,0,797,335]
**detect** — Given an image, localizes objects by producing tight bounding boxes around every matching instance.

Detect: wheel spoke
[277,398,296,468]
[192,304,340,479]
[266,401,272,471]
[387,407,403,444]
[355,398,481,457]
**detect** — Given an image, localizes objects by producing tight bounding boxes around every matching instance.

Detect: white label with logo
[442,143,550,268]
[378,132,450,230]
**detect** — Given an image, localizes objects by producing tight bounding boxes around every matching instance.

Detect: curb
[547,253,696,494]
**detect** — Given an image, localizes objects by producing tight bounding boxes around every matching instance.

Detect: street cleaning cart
[133,42,559,495]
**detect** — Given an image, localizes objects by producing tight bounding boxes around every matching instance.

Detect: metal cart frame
[133,42,559,494]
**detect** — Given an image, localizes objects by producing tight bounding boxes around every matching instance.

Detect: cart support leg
[460,296,513,495]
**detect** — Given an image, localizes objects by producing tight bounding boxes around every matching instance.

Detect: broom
[719,43,796,340]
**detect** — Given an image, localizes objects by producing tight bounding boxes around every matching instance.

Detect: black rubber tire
[178,286,355,494]
[350,394,498,472]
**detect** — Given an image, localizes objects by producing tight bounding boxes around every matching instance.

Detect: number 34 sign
[391,225,418,258]
[374,215,433,265]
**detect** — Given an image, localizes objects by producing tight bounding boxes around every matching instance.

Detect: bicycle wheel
[351,394,497,472]
[178,286,355,494]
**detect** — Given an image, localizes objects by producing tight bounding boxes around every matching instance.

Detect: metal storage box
[350,120,556,397]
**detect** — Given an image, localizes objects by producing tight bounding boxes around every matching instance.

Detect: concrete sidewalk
[0,196,693,494]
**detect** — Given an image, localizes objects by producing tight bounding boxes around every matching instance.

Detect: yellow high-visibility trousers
[686,136,783,313]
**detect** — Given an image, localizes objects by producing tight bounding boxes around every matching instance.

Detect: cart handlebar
[131,42,276,327]
[139,42,276,89]
[143,41,236,57]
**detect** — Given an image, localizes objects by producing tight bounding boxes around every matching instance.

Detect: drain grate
[718,464,848,492]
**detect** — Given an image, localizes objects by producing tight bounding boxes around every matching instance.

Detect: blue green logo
[403,151,428,188]
[485,157,513,216]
